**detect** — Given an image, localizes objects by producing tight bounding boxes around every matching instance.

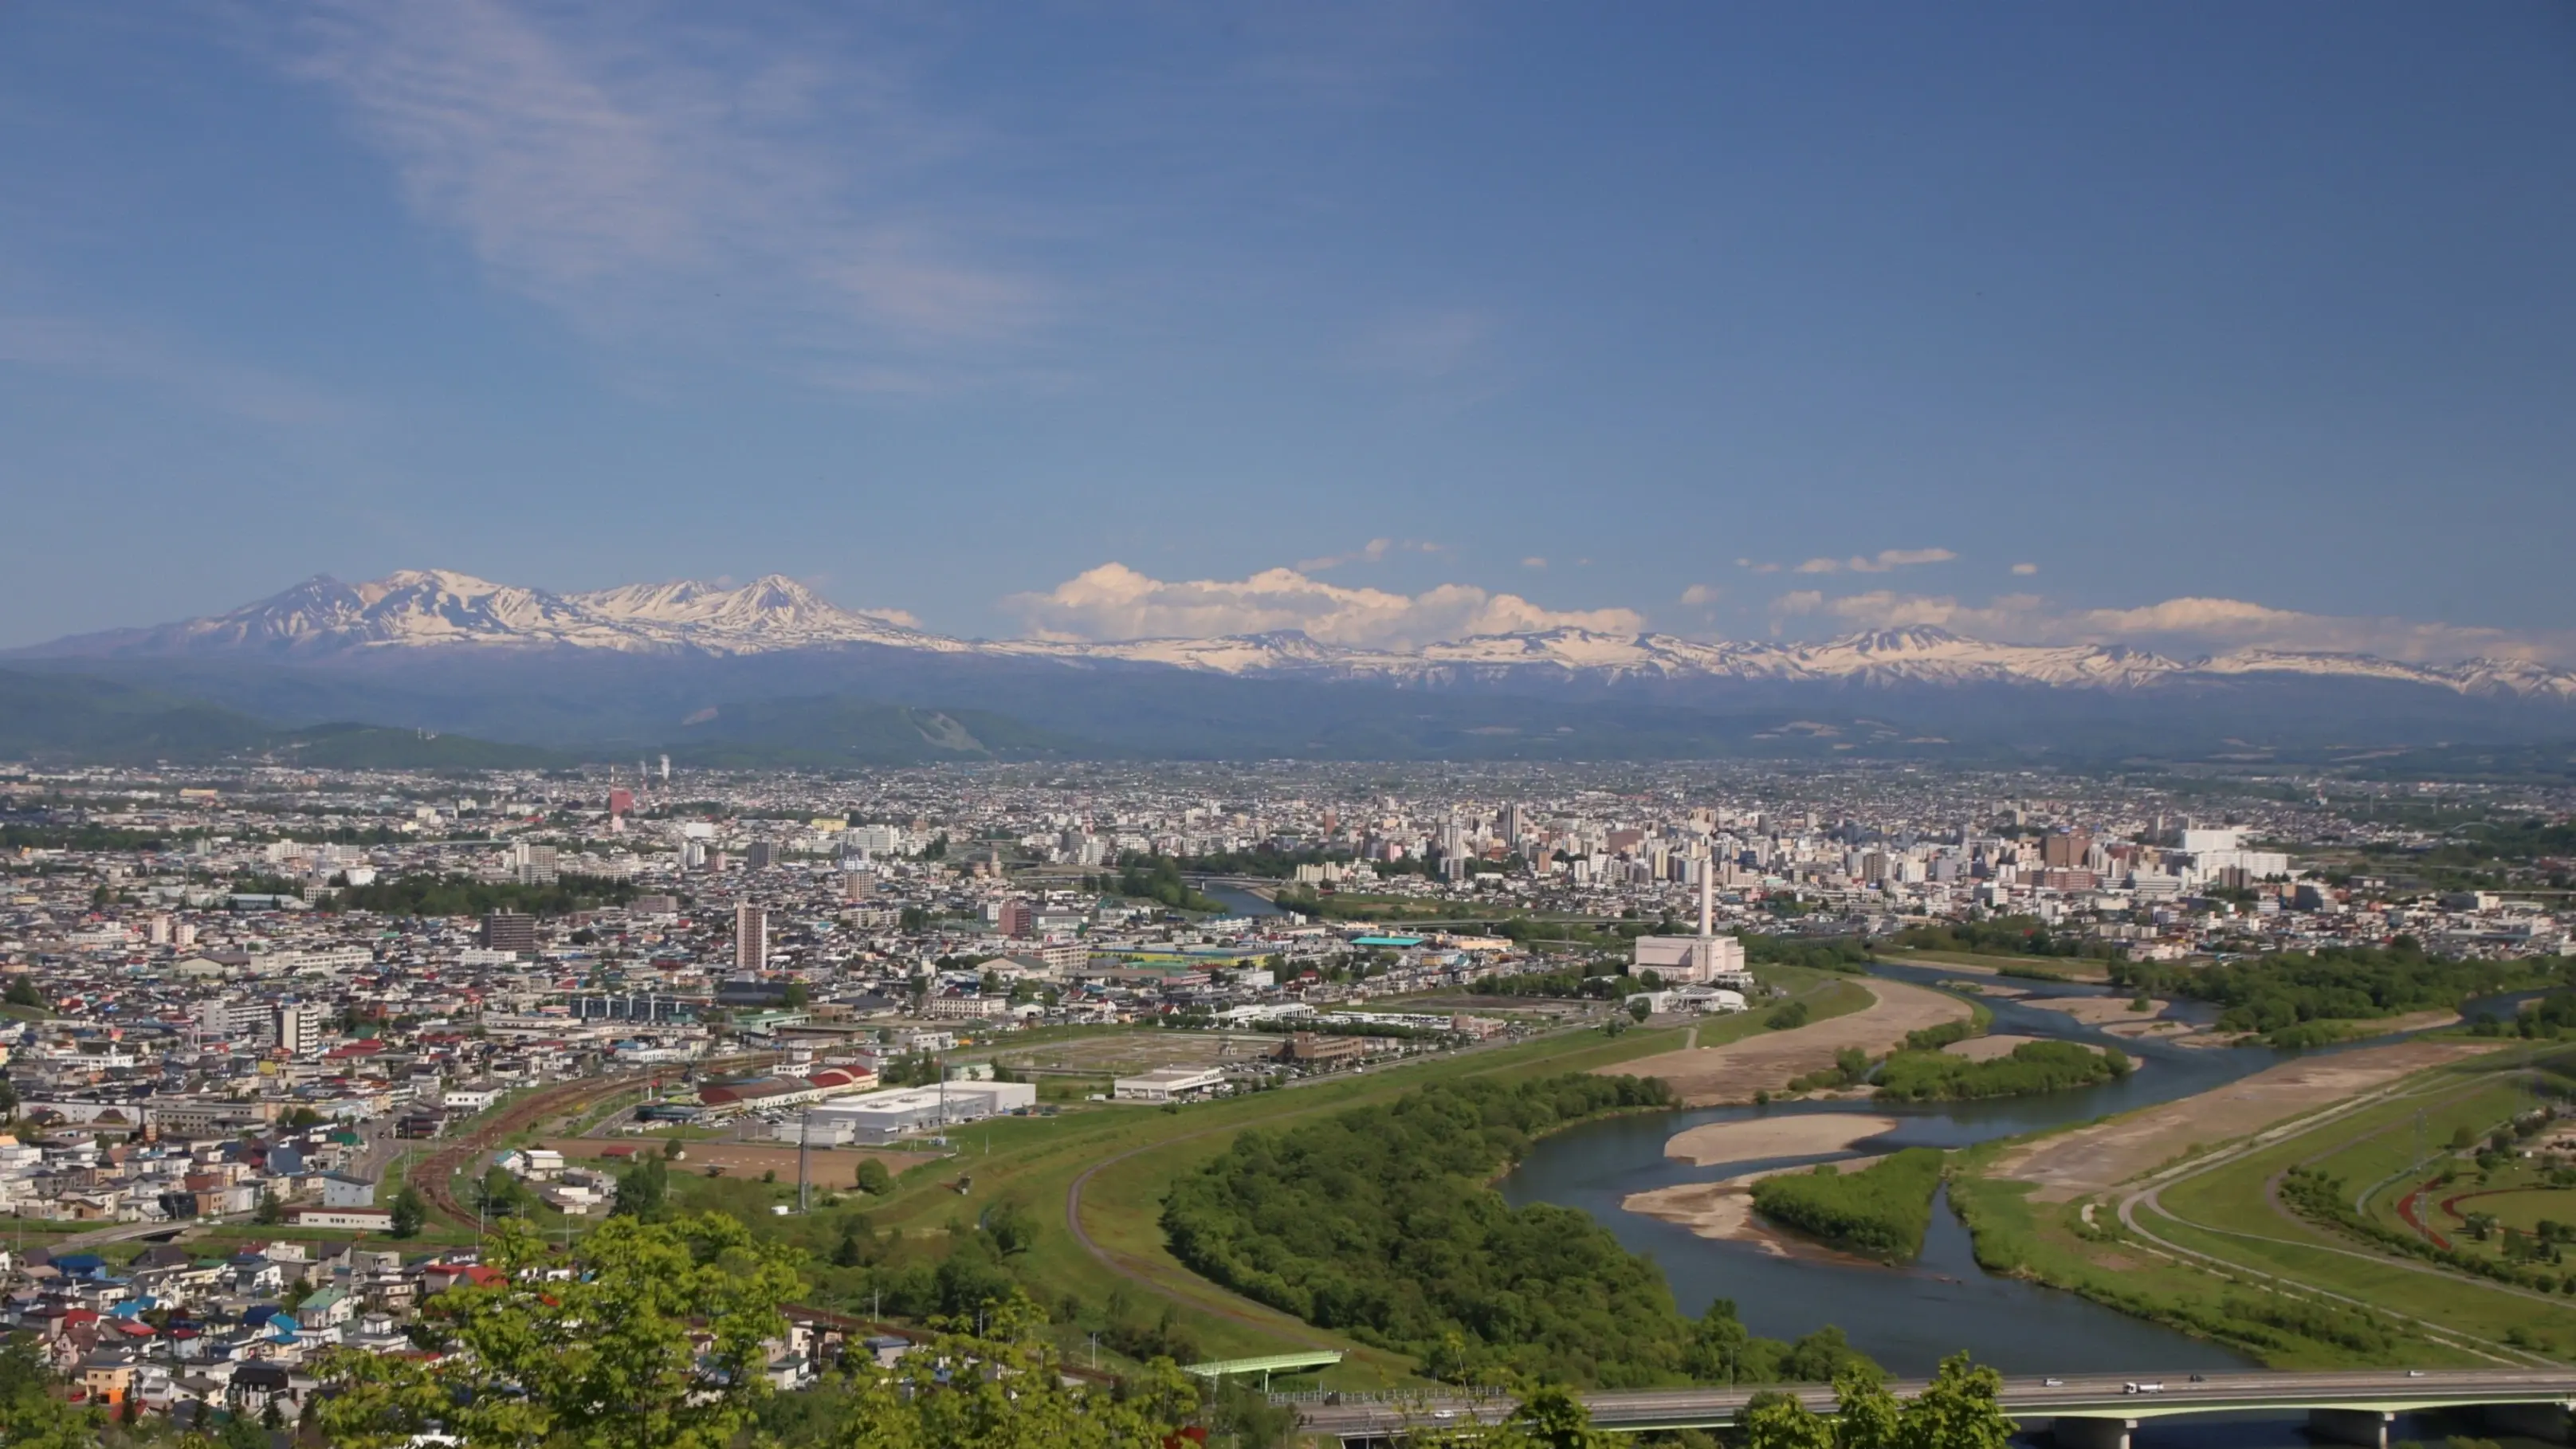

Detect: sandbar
[1663,1113,1899,1165]
[1602,979,1973,1106]
[1985,1037,2508,1200]
[1940,1033,2045,1062]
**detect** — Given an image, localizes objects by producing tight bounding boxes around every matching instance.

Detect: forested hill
[1160,1073,1875,1388]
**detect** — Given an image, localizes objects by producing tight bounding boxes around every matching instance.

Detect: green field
[1954,1046,2576,1368]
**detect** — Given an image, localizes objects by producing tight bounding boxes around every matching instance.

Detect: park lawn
[2460,1183,2576,1237]
[2135,1202,2574,1360]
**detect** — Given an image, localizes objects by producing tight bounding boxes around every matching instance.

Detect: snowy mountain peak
[16,569,2576,704]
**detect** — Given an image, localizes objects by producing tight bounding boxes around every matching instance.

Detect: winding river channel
[1209,883,2531,1436]
[1500,964,2536,1381]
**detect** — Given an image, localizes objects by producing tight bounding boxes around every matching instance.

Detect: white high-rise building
[273,1003,321,1055]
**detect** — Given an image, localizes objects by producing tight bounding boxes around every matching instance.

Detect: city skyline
[5,4,2575,656]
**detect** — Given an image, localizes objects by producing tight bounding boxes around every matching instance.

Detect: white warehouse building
[777,1080,1037,1147]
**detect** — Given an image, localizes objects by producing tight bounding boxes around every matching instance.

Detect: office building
[735,903,768,971]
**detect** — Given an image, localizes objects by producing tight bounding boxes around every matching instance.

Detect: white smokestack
[1698,851,1714,938]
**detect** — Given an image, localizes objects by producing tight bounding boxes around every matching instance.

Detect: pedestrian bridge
[1297,1369,2576,1447]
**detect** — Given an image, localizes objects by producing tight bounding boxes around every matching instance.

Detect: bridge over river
[1294,1369,2576,1448]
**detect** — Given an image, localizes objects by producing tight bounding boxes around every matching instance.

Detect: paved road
[1296,1369,2576,1438]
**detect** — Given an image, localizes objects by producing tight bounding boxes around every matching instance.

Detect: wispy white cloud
[1005,563,1643,650]
[2011,562,2040,575]
[1521,556,1547,570]
[1772,588,2576,665]
[1294,537,1443,571]
[1679,583,1721,607]
[276,0,1054,388]
[1790,547,1958,575]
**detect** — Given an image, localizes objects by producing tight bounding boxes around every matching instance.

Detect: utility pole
[798,1113,811,1214]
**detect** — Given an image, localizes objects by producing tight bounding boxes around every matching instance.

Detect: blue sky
[4,2,2574,660]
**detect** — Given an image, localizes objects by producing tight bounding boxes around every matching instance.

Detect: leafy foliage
[2113,946,2558,1040]
[1160,1073,1750,1385]
[1739,1355,2017,1449]
[1750,1149,1946,1261]
[1873,1040,2129,1101]
[1115,854,1225,913]
[312,1213,803,1449]
[328,870,637,919]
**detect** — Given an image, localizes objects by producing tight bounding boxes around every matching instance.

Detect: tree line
[2111,944,2562,1043]
[1160,1072,1880,1388]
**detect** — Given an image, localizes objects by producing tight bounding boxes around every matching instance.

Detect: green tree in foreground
[1738,1354,2016,1449]
[0,1340,97,1449]
[313,1213,803,1449]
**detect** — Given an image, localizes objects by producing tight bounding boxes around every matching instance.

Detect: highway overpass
[1294,1368,2576,1448]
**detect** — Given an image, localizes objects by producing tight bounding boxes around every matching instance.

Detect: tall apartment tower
[999,899,1035,938]
[273,1003,321,1056]
[745,840,777,870]
[512,842,560,886]
[481,911,537,956]
[735,903,768,971]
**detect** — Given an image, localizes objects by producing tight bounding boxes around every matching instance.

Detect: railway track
[406,1053,776,1231]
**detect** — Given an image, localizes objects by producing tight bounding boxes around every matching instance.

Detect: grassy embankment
[1751,1149,1946,1261]
[638,1017,1690,1385]
[1950,1046,2575,1368]
[630,964,1867,1385]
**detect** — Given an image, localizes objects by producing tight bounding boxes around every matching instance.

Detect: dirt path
[1600,980,1972,1105]
[1989,1038,2502,1200]
[1065,1129,1340,1348]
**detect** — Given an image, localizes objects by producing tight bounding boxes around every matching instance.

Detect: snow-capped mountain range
[19,568,2576,702]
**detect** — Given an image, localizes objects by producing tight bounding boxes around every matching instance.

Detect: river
[1498,964,2527,1382]
[1199,882,1287,917]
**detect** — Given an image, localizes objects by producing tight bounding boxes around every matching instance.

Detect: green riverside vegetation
[2111,944,2563,1044]
[1874,1040,2130,1102]
[1160,1072,1874,1387]
[1750,1148,1946,1261]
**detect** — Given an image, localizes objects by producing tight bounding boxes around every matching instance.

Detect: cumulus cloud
[1792,548,1958,575]
[1679,583,1722,607]
[1772,589,2576,665]
[1006,564,1645,650]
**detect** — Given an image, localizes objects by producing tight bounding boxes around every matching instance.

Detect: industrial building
[772,1080,1037,1146]
[1111,1066,1227,1101]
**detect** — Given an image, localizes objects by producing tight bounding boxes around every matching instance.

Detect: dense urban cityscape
[1,754,2573,1432]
